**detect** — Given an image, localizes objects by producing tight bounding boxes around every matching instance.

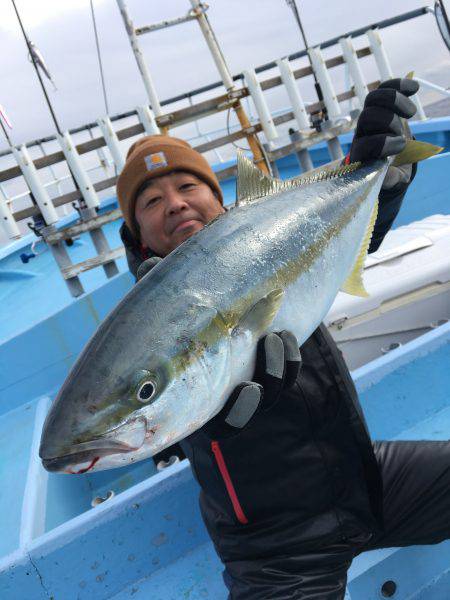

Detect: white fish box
[326,215,450,370]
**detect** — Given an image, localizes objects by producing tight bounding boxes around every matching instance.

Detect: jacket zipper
[211,440,248,525]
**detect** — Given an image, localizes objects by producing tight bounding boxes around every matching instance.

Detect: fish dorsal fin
[340,199,379,298]
[236,151,361,206]
[236,151,293,206]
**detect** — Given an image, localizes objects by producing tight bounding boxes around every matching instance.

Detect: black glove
[350,78,419,191]
[136,256,162,281]
[202,330,301,440]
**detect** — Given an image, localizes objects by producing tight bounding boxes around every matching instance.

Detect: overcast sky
[0,0,449,151]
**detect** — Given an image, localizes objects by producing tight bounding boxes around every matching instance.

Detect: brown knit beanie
[117,135,223,240]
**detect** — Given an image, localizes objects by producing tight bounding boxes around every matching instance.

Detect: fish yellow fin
[392,140,443,167]
[236,151,293,205]
[340,199,379,297]
[236,150,361,206]
[405,71,415,79]
[233,289,284,335]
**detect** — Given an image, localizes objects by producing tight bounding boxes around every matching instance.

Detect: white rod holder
[367,29,393,81]
[12,145,59,225]
[136,105,160,135]
[367,29,426,120]
[57,131,99,209]
[339,37,369,108]
[308,47,342,120]
[116,0,163,116]
[277,58,310,131]
[243,69,278,142]
[0,184,20,239]
[97,116,126,172]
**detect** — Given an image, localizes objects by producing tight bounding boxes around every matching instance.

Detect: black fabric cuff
[369,162,417,254]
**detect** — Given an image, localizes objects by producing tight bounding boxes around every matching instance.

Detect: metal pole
[289,129,314,173]
[189,0,270,173]
[136,105,160,135]
[115,0,163,117]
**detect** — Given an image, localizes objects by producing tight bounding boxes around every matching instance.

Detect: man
[117,79,450,599]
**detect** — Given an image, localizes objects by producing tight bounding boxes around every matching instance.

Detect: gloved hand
[350,78,419,191]
[202,330,302,440]
[136,256,162,281]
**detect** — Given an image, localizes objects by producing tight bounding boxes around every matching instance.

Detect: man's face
[134,171,225,257]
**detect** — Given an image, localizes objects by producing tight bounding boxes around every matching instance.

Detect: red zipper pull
[211,440,248,525]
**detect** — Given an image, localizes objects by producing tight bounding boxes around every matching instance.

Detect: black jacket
[120,171,416,586]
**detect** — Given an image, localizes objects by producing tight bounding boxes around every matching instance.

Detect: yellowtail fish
[39,140,441,473]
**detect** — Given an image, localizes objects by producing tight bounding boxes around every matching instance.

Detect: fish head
[39,298,231,474]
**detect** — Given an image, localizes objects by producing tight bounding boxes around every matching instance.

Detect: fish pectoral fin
[233,289,284,336]
[340,199,379,298]
[392,140,443,167]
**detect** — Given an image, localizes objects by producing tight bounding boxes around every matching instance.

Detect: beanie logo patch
[144,152,168,171]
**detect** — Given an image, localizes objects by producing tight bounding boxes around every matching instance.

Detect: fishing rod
[285,0,328,129]
[10,0,62,136]
[10,0,88,209]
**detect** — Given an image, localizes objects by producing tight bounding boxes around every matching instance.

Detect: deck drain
[381,580,397,597]
[91,490,115,507]
[381,342,402,354]
[157,455,180,471]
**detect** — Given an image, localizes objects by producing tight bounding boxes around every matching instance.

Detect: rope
[90,0,110,115]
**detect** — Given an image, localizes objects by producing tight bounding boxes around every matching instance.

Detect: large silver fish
[39,141,440,473]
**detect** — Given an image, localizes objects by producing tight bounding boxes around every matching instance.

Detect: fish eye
[137,381,157,403]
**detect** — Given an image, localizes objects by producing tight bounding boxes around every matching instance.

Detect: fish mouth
[40,416,152,473]
[41,444,131,473]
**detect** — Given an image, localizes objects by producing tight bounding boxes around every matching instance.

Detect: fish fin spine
[236,151,293,205]
[236,151,364,206]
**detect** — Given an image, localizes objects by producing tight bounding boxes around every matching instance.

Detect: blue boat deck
[1,321,449,599]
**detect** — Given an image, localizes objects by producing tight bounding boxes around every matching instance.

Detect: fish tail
[392,140,443,167]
